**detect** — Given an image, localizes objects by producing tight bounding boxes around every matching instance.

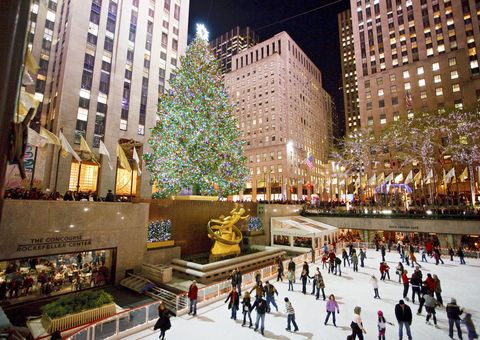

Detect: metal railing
[63,251,312,340]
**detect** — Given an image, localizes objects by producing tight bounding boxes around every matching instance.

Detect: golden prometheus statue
[207,204,248,257]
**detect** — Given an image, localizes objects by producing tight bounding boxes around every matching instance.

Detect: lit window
[418,79,426,86]
[367,116,373,126]
[434,75,442,83]
[417,66,424,75]
[390,74,396,82]
[436,87,443,96]
[452,84,460,92]
[378,88,384,96]
[449,57,457,66]
[470,60,479,69]
[420,91,427,99]
[393,112,400,121]
[450,70,459,79]
[404,82,411,90]
[80,89,91,99]
[120,119,127,130]
[432,62,440,71]
[403,70,410,79]
[380,114,387,125]
[77,108,88,121]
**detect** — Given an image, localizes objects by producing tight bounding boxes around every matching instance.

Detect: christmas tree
[144,26,248,198]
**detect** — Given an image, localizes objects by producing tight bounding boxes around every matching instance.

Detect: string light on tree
[144,29,248,198]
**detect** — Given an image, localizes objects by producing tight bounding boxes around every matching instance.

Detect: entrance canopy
[270,216,338,251]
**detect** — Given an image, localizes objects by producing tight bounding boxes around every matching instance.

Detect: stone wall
[0,200,149,284]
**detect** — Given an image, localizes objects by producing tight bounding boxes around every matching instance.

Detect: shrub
[42,290,114,319]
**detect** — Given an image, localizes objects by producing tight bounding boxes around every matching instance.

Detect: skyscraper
[210,26,258,75]
[350,0,480,135]
[338,9,360,136]
[224,31,332,201]
[18,0,189,197]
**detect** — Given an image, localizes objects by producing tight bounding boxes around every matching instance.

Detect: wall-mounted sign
[387,225,419,231]
[16,235,92,252]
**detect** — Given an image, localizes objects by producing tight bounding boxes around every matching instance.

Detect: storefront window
[69,161,99,192]
[116,168,137,196]
[0,249,115,302]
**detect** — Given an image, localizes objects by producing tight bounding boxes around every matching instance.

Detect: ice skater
[349,306,367,340]
[241,291,252,327]
[377,310,393,340]
[371,275,380,299]
[252,296,267,335]
[324,294,339,327]
[424,293,440,327]
[395,300,413,340]
[284,297,299,332]
[359,248,366,267]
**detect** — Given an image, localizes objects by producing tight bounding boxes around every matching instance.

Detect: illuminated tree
[144,30,248,198]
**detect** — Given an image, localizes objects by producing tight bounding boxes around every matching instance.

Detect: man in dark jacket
[264,281,279,313]
[395,299,413,340]
[277,257,284,282]
[234,268,242,295]
[446,298,463,339]
[252,296,267,335]
[410,270,422,303]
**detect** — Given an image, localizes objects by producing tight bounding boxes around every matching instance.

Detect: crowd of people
[173,240,478,340]
[0,251,111,303]
[4,187,130,202]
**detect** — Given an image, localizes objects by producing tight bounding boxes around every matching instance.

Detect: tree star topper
[196,23,209,41]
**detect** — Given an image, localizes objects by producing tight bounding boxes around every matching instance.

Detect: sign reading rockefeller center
[16,235,92,252]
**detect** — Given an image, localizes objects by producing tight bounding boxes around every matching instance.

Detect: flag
[459,167,468,182]
[99,140,113,170]
[347,176,353,185]
[384,172,394,183]
[377,172,384,185]
[40,127,60,145]
[28,127,47,147]
[79,135,93,154]
[25,49,39,74]
[59,131,82,163]
[405,170,413,185]
[368,173,376,186]
[306,152,313,169]
[445,167,456,184]
[116,144,131,172]
[394,172,404,184]
[133,146,142,175]
[413,170,422,184]
[18,89,39,121]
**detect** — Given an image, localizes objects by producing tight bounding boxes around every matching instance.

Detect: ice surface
[126,249,480,340]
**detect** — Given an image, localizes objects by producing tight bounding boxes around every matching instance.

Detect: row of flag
[27,127,141,174]
[325,168,470,188]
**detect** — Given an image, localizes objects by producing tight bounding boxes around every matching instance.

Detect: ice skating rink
[127,249,480,340]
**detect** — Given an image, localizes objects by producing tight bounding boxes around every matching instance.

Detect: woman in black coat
[154,302,171,340]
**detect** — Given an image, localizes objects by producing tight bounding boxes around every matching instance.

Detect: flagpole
[29,146,38,189]
[96,154,103,195]
[113,158,119,197]
[130,166,134,198]
[76,151,83,192]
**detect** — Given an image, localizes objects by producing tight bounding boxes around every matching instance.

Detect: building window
[452,84,460,92]
[367,116,373,126]
[378,88,384,96]
[432,62,440,71]
[417,66,424,75]
[450,70,459,79]
[436,87,443,96]
[418,79,426,86]
[448,57,456,66]
[403,70,410,79]
[404,82,411,90]
[420,91,427,99]
[434,75,441,83]
[380,114,387,125]
[120,118,127,130]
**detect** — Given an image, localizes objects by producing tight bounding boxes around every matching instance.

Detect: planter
[41,302,116,333]
[147,240,175,249]
[171,195,218,201]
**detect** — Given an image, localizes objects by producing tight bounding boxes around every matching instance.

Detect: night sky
[187,0,351,138]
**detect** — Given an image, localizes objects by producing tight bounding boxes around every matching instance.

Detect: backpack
[335,257,342,265]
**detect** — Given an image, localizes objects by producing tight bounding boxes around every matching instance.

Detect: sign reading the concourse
[16,235,92,252]
[387,225,419,231]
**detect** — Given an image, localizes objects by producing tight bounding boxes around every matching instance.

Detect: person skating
[462,313,478,340]
[350,306,367,340]
[324,294,339,327]
[433,247,444,265]
[449,247,455,261]
[410,269,422,304]
[288,258,296,281]
[381,244,386,262]
[235,268,242,295]
[302,261,310,283]
[446,298,464,340]
[380,262,390,280]
[334,256,342,276]
[421,247,428,263]
[410,251,421,268]
[187,280,198,316]
[424,293,441,327]
[284,297,299,332]
[401,270,410,300]
[300,269,308,294]
[371,275,381,299]
[249,280,264,302]
[315,268,326,300]
[352,252,359,272]
[276,257,284,282]
[359,248,366,268]
[458,247,466,265]
[424,273,436,296]
[433,274,443,305]
[377,310,394,340]
[252,296,267,335]
[328,250,336,274]
[154,302,171,340]
[224,286,240,320]
[417,283,429,315]
[321,253,328,269]
[395,299,413,340]
[396,262,404,283]
[342,248,351,267]
[264,281,279,313]
[241,291,253,327]
[287,269,294,291]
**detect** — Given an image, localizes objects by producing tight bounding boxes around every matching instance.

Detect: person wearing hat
[446,298,464,339]
[395,299,413,340]
[187,280,198,316]
[377,310,394,340]
[350,306,367,339]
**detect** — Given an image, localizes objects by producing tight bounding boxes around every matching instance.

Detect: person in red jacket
[423,273,436,295]
[401,270,410,300]
[188,280,198,316]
